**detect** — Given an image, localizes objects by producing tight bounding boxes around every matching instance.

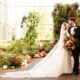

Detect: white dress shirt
[70,26,77,35]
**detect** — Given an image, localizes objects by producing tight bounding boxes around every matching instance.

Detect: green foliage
[76,10,80,27]
[38,41,53,53]
[21,16,27,24]
[23,12,40,46]
[0,52,11,67]
[8,40,24,54]
[0,51,24,68]
[44,42,53,52]
[9,55,22,68]
[76,17,80,27]
[22,12,41,56]
[52,3,80,41]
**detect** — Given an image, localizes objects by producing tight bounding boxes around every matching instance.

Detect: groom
[68,17,80,75]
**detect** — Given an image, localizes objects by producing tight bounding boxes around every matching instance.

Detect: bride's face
[64,22,70,29]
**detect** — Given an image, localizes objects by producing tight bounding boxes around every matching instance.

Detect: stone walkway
[0,58,80,80]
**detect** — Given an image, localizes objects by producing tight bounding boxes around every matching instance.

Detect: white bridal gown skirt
[0,41,72,78]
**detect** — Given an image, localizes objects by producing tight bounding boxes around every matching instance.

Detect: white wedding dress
[0,23,72,78]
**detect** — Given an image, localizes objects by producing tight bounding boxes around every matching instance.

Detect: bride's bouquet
[64,36,75,50]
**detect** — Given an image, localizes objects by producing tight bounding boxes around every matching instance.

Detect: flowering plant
[9,56,22,68]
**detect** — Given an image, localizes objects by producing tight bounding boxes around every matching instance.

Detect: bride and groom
[0,17,80,78]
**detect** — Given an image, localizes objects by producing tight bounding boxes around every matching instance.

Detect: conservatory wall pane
[0,24,3,41]
[0,3,1,24]
[0,0,80,41]
[7,0,15,6]
[0,24,2,40]
[6,6,15,25]
[5,24,15,40]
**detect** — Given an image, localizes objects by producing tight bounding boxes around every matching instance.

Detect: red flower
[9,56,22,67]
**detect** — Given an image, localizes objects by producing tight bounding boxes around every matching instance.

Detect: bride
[0,21,72,78]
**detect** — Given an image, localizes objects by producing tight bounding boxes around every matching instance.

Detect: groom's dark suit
[68,26,80,74]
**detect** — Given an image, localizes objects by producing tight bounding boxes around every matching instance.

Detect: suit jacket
[68,27,80,46]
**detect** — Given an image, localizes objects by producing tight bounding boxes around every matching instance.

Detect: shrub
[26,44,39,57]
[8,40,24,54]
[9,55,22,68]
[0,51,25,68]
[38,41,53,53]
[0,52,11,68]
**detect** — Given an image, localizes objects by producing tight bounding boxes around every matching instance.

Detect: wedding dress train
[0,23,72,78]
